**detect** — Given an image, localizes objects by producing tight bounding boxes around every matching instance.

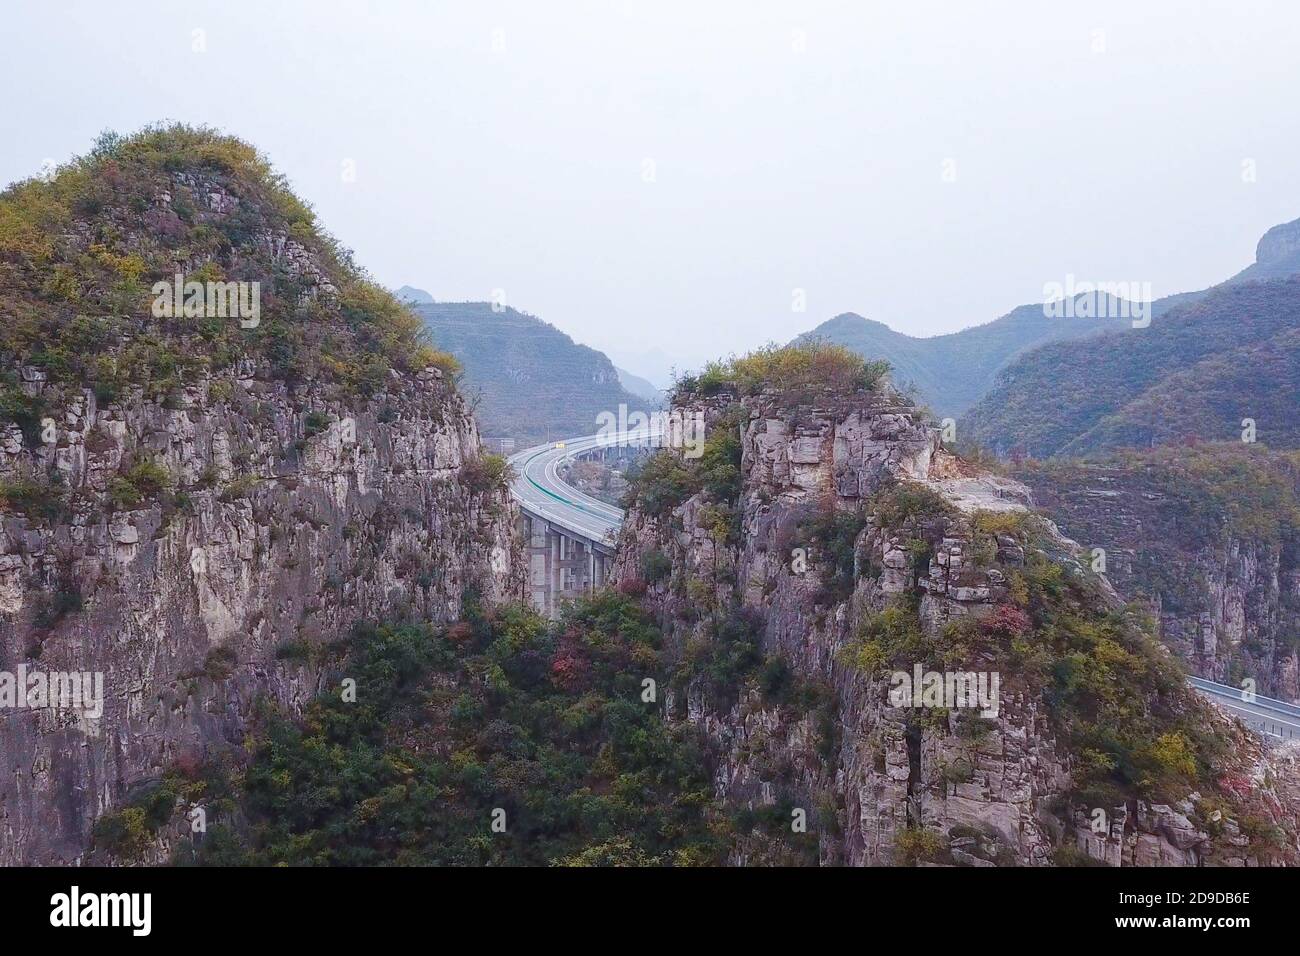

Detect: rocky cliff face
[1016,453,1300,702]
[615,383,1300,866]
[1239,216,1300,282]
[0,127,523,863]
[0,363,519,864]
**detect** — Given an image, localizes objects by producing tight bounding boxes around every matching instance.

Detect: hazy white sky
[3,1,1299,381]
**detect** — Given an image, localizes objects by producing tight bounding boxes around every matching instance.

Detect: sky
[3,0,1299,385]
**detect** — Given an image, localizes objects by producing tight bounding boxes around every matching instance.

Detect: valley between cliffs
[5,126,1300,869]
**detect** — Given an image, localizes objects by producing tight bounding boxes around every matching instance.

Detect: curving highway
[508,435,1300,744]
[1189,677,1300,741]
[507,432,645,551]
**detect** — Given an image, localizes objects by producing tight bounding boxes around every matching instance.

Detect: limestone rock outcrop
[0,364,521,864]
[615,384,1300,866]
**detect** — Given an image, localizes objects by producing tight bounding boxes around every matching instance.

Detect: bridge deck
[507,433,640,550]
[1189,677,1300,741]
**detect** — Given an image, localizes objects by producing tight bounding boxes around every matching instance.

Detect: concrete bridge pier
[523,513,612,618]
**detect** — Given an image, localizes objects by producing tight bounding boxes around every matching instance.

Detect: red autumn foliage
[981,605,1032,637]
[551,632,590,692]
[617,577,647,597]
[446,621,474,645]
[1217,773,1253,798]
[172,749,205,780]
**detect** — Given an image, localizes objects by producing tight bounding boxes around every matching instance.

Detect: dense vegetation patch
[777,502,870,605]
[0,475,67,522]
[669,605,837,865]
[839,509,1229,811]
[1112,445,1299,545]
[870,481,956,529]
[96,589,845,867]
[1022,444,1300,547]
[622,405,743,522]
[460,452,512,495]
[1016,444,1300,629]
[676,342,889,401]
[964,278,1300,457]
[127,592,726,866]
[0,123,457,442]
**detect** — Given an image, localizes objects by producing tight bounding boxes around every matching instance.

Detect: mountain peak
[410,299,650,444]
[1256,216,1300,266]
[1225,213,1300,284]
[814,312,895,334]
[394,285,434,305]
[0,123,446,408]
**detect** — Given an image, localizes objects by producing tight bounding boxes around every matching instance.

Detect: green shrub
[679,342,889,399]
[970,509,1032,537]
[641,549,672,584]
[623,409,743,518]
[110,458,171,509]
[219,474,258,502]
[783,504,868,604]
[894,827,944,865]
[838,605,929,675]
[871,481,954,529]
[303,410,330,437]
[201,646,238,681]
[0,477,66,521]
[757,655,791,700]
[697,425,742,502]
[93,806,152,859]
[622,450,696,517]
[275,639,313,662]
[676,608,765,711]
[461,453,511,494]
[0,385,48,446]
[1052,843,1110,867]
[1136,732,1199,793]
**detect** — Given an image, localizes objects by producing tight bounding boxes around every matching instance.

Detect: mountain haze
[799,216,1300,418]
[965,276,1300,458]
[413,301,649,447]
[615,366,665,403]
[798,297,1201,416]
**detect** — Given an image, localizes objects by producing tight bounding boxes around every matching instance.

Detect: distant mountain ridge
[799,295,1207,417]
[964,275,1300,457]
[797,305,1132,415]
[413,299,650,446]
[797,215,1300,417]
[959,216,1300,457]
[1229,217,1300,283]
[615,366,665,404]
[394,285,435,305]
